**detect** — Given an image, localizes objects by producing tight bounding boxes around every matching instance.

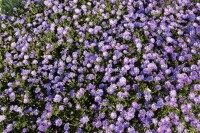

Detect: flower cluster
[0,0,200,132]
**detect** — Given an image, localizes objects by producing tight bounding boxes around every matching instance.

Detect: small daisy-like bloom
[80,115,89,124]
[6,124,13,132]
[110,112,117,119]
[116,104,124,112]
[59,105,64,111]
[64,123,69,131]
[107,84,117,94]
[23,93,29,103]
[118,77,127,86]
[55,119,62,127]
[11,42,16,48]
[0,115,6,122]
[170,90,177,97]
[53,94,62,103]
[166,37,174,43]
[110,0,116,3]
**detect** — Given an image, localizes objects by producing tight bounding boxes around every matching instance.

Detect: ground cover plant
[0,0,200,132]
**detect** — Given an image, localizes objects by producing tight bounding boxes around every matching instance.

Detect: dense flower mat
[0,0,200,132]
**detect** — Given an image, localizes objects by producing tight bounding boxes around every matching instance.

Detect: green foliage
[192,0,200,2]
[1,0,22,15]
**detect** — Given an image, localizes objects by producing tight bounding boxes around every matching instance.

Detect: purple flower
[53,94,62,103]
[64,123,69,131]
[38,124,48,132]
[125,110,135,120]
[59,105,64,111]
[94,96,102,103]
[1,24,6,29]
[166,37,174,43]
[11,42,16,48]
[0,115,6,122]
[23,93,29,103]
[6,124,13,132]
[110,0,116,3]
[55,119,62,127]
[107,84,117,94]
[110,112,117,119]
[116,104,124,112]
[170,90,177,97]
[80,115,89,124]
[181,104,191,114]
[118,77,127,86]
[44,0,52,7]
[177,123,184,133]
[9,92,15,101]
[122,31,131,40]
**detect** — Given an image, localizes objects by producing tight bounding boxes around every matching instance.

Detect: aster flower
[55,118,62,127]
[0,115,6,122]
[110,112,117,119]
[116,104,124,112]
[53,94,62,103]
[80,115,89,125]
[107,84,117,94]
[118,77,127,87]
